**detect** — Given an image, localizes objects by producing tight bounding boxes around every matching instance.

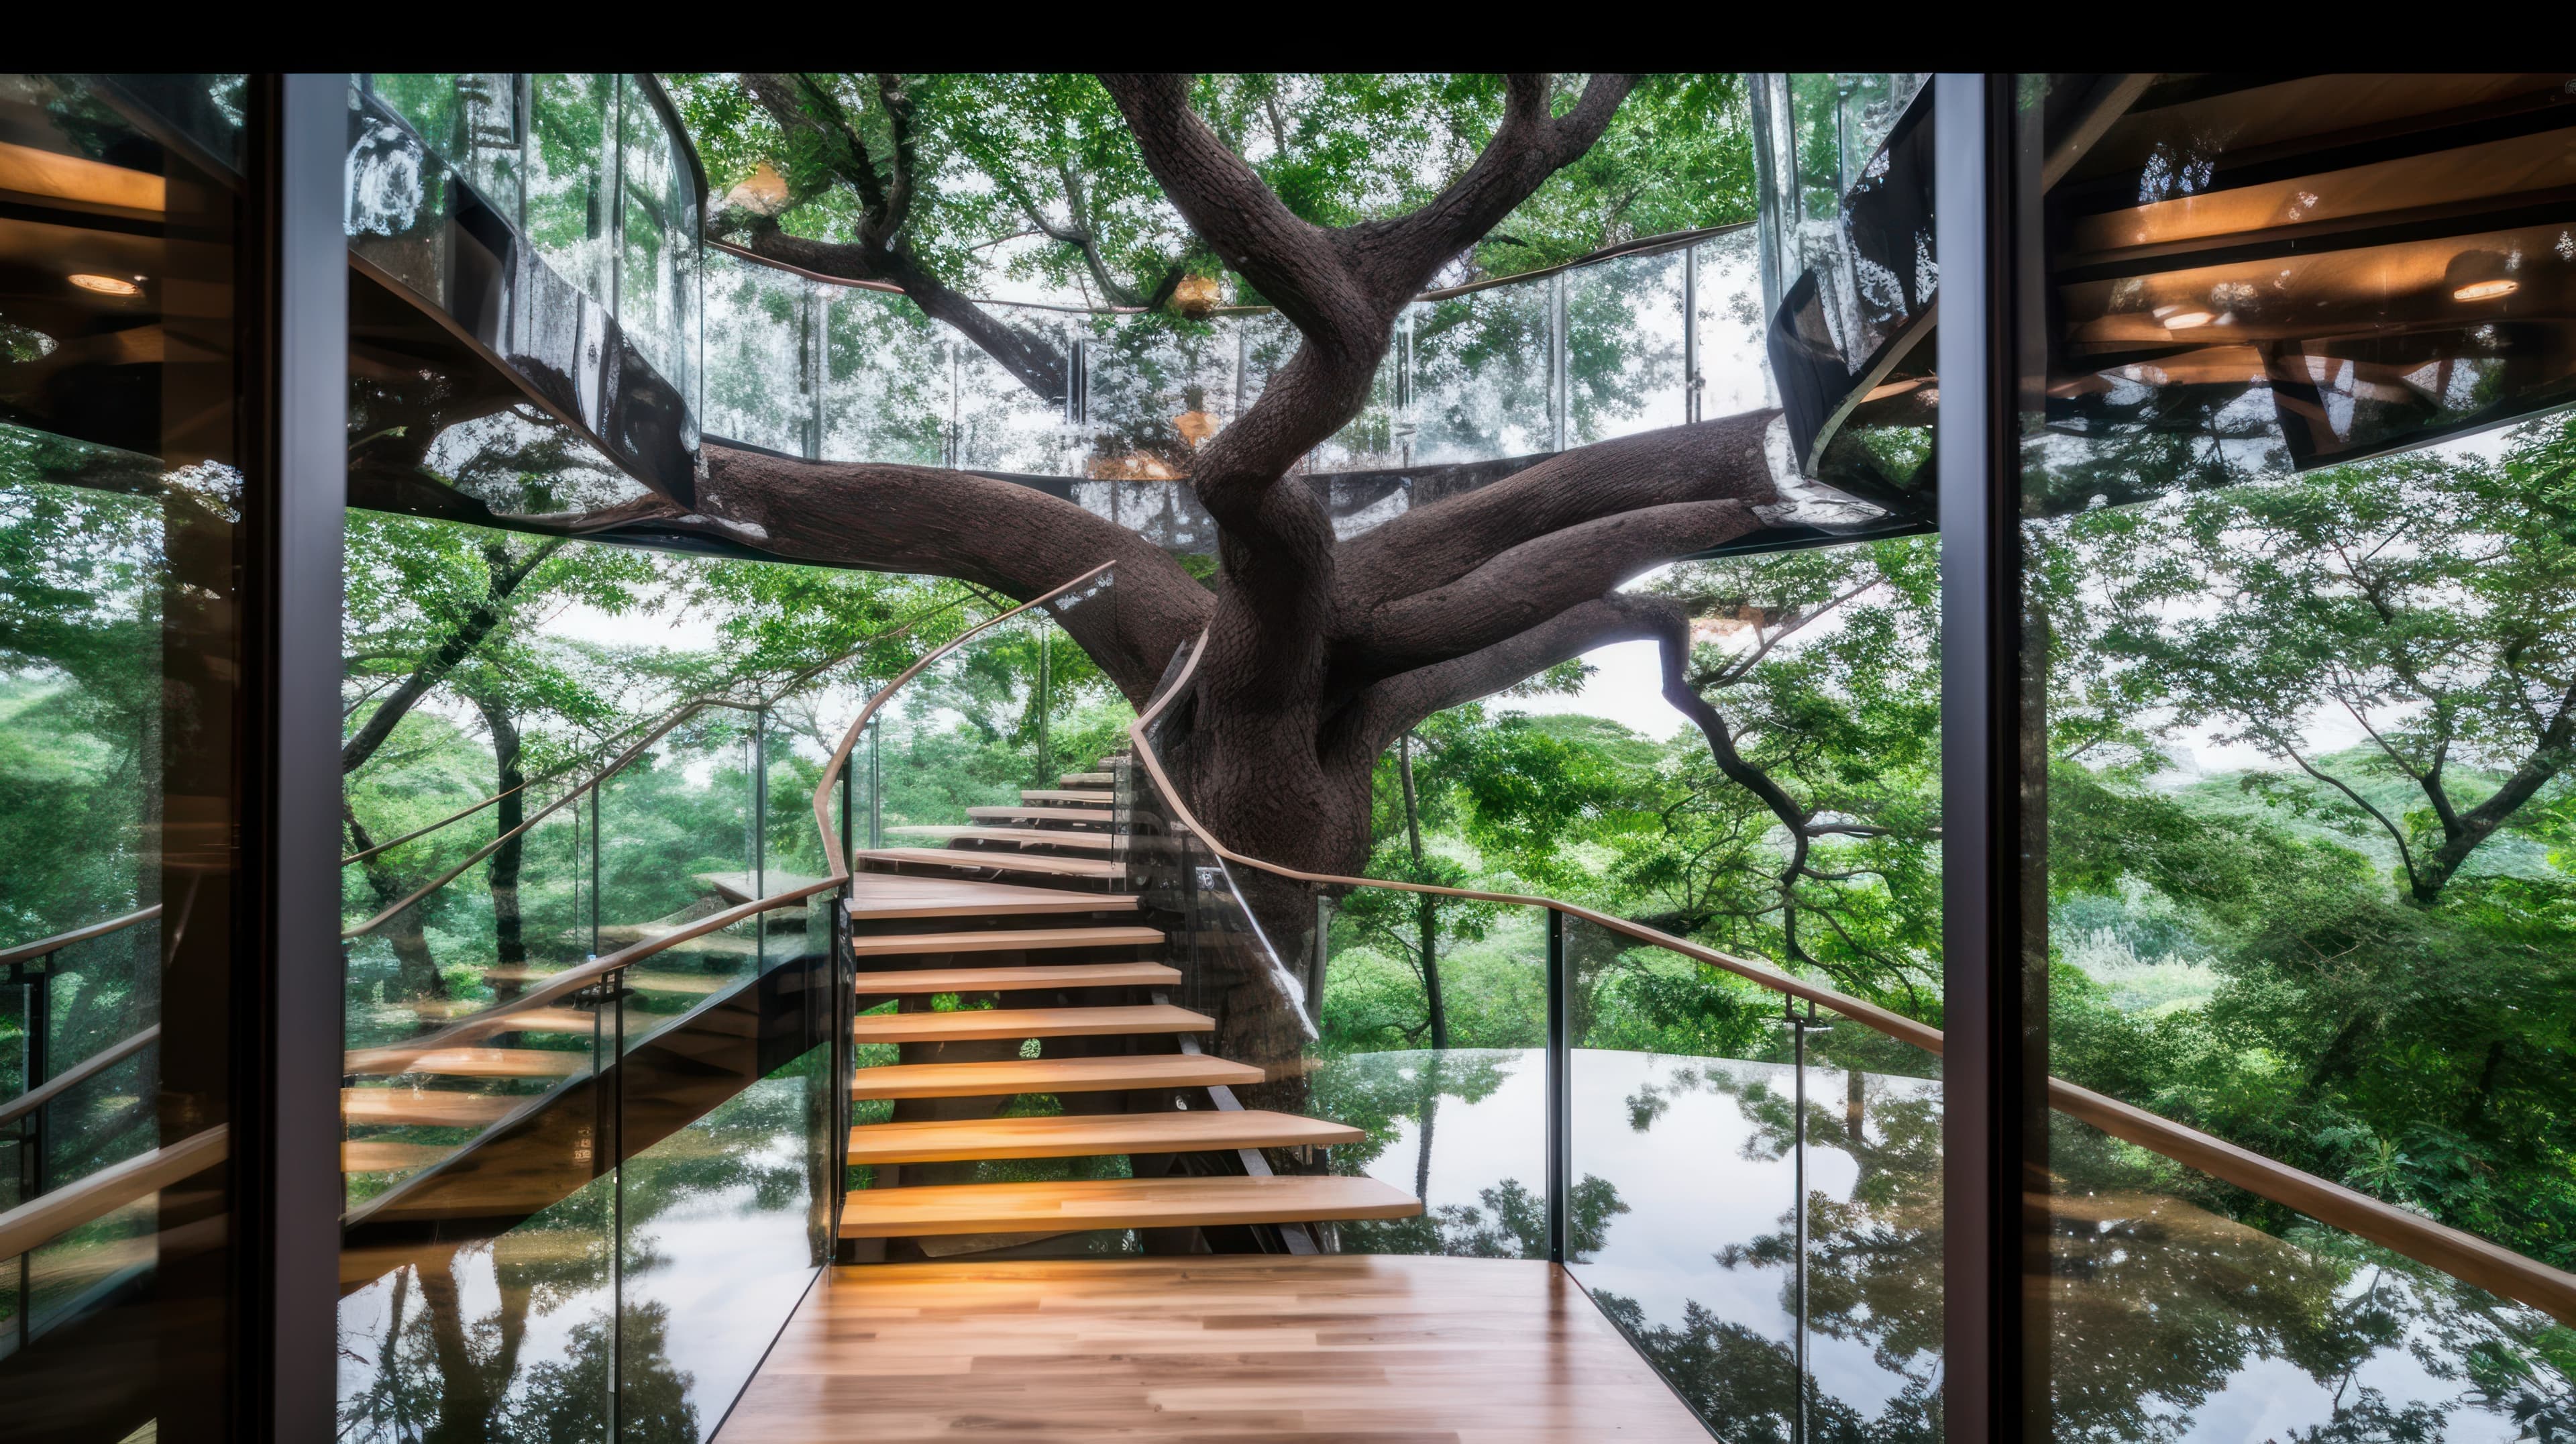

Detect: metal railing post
[14,953,44,1351]
[1545,907,1569,1266]
[1548,272,1569,453]
[1683,244,1703,424]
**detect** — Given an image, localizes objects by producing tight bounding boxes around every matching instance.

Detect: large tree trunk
[562,74,1783,1071]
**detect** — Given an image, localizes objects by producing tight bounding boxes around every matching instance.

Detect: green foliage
[672,73,1756,308]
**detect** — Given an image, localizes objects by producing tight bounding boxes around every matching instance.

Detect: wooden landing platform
[714,1255,1710,1442]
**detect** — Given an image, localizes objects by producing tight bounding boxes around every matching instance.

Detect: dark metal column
[244,70,349,1442]
[1544,908,1570,1266]
[1935,71,2035,1444]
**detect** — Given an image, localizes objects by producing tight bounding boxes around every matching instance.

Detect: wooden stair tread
[1059,772,1114,786]
[882,825,1118,852]
[965,805,1115,824]
[852,1004,1211,1043]
[458,1005,616,1037]
[341,1140,454,1173]
[845,871,1138,919]
[837,1174,1421,1239]
[849,1053,1262,1100]
[849,925,1163,958]
[341,1087,519,1127]
[852,962,1179,993]
[344,1045,587,1078]
[846,1108,1360,1165]
[855,847,1124,879]
[1020,789,1114,803]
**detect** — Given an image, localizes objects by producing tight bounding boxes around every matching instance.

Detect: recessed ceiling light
[2453,278,2519,302]
[68,272,141,297]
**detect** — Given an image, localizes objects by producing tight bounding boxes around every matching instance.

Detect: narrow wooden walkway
[715,1255,1708,1441]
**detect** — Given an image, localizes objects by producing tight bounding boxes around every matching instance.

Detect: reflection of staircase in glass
[839,756,1419,1256]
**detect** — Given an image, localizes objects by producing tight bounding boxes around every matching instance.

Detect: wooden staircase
[839,762,1417,1257]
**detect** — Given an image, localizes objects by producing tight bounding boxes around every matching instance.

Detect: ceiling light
[68,273,141,297]
[2453,278,2519,302]
[2152,304,2214,330]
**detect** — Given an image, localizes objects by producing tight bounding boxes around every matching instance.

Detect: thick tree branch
[728,74,1067,403]
[1358,74,1639,293]
[639,442,1212,703]
[1348,590,1676,761]
[1096,72,1354,348]
[1348,491,1764,684]
[1338,412,1778,615]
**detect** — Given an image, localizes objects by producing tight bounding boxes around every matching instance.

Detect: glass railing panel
[3,927,163,1353]
[1690,228,1777,419]
[1075,313,1240,478]
[955,311,1077,474]
[1565,250,1688,446]
[2041,1110,2569,1439]
[702,247,814,455]
[873,611,1047,836]
[335,1170,619,1442]
[1409,283,1553,464]
[616,1042,832,1442]
[1313,896,1554,1259]
[1562,913,1943,1441]
[527,73,620,310]
[341,805,605,1206]
[594,706,760,1053]
[617,74,694,408]
[364,74,522,223]
[820,286,943,465]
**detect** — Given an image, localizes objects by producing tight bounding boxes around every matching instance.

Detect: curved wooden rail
[0,1125,226,1264]
[809,561,1116,882]
[0,1024,160,1132]
[0,905,160,970]
[1126,631,2576,1327]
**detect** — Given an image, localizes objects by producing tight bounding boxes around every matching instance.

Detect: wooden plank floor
[716,1255,1709,1442]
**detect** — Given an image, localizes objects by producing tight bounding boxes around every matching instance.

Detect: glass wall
[356,74,703,426]
[2011,73,2576,1439]
[0,70,262,1437]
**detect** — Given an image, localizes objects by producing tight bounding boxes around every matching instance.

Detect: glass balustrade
[331,633,894,1441]
[692,220,1823,554]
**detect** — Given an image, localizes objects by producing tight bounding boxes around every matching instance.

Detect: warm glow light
[68,273,142,297]
[1171,274,1222,318]
[2155,307,2214,330]
[2453,278,2520,302]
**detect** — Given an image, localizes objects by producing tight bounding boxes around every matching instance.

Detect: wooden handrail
[0,1125,226,1264]
[808,562,1116,882]
[0,1024,160,1131]
[0,905,161,970]
[339,784,525,866]
[1125,631,2576,1327]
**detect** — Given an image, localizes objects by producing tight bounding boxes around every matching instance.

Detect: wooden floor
[716,1255,1709,1442]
